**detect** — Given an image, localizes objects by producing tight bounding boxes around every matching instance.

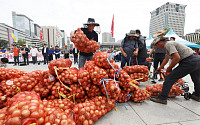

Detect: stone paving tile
[170,96,200,116]
[128,99,200,125]
[179,119,200,125]
[95,104,146,125]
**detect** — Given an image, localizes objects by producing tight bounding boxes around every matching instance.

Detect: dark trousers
[43,54,49,64]
[49,54,53,61]
[32,56,37,64]
[55,54,60,59]
[74,56,78,64]
[64,53,69,59]
[14,56,19,65]
[153,53,165,77]
[22,54,29,65]
[79,55,93,69]
[135,57,149,66]
[121,55,133,68]
[159,54,200,100]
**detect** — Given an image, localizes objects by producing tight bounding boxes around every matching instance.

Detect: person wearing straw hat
[150,30,166,81]
[150,37,200,104]
[120,30,139,68]
[70,18,100,69]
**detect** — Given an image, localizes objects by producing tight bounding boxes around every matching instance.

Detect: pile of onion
[117,70,139,92]
[0,107,8,124]
[13,70,44,91]
[5,91,45,125]
[88,66,109,85]
[44,107,75,125]
[0,79,18,97]
[123,65,149,82]
[123,65,149,74]
[131,88,150,102]
[57,67,78,84]
[42,99,74,116]
[105,63,120,78]
[70,83,86,99]
[48,58,72,75]
[78,67,92,91]
[93,52,114,69]
[86,85,101,98]
[100,80,121,100]
[71,28,100,53]
[73,96,115,125]
[117,90,131,103]
[0,67,28,81]
[129,73,148,82]
[48,81,71,100]
[146,84,184,97]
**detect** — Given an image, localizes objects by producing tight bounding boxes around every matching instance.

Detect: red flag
[40,29,43,41]
[111,14,114,38]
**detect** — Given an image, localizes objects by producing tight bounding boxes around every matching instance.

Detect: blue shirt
[49,50,54,54]
[54,49,60,54]
[121,39,138,57]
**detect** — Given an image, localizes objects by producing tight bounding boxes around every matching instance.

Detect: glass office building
[149,2,186,37]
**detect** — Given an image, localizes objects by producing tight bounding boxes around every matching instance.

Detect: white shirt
[75,48,77,53]
[44,47,46,53]
[30,48,38,56]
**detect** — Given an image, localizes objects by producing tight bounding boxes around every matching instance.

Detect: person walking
[12,44,20,66]
[73,47,79,64]
[70,18,100,69]
[120,30,139,68]
[21,44,29,65]
[42,43,49,64]
[63,45,70,59]
[150,37,200,104]
[30,45,38,65]
[54,46,60,59]
[49,47,54,61]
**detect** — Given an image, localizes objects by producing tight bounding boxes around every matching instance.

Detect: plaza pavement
[6,62,200,125]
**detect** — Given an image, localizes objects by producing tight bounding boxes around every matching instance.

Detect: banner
[111,14,114,38]
[40,28,43,41]
[8,29,14,49]
[56,26,64,41]
[11,30,17,42]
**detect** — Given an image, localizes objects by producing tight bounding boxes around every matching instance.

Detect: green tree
[164,28,170,35]
[18,39,26,46]
[0,39,9,48]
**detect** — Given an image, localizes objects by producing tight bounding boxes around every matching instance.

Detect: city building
[184,32,200,43]
[195,29,200,33]
[60,30,68,48]
[12,11,34,37]
[0,23,32,48]
[102,32,112,43]
[149,2,186,37]
[41,26,60,48]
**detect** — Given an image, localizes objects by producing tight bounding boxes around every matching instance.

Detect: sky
[0,0,200,42]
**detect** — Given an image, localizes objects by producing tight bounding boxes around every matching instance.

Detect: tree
[164,28,170,35]
[18,39,26,46]
[0,39,9,48]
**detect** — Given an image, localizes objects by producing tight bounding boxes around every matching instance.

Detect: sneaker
[191,93,200,102]
[150,97,167,104]
[158,79,163,81]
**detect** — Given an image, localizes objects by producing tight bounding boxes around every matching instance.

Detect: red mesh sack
[57,67,78,84]
[48,58,72,75]
[93,52,114,69]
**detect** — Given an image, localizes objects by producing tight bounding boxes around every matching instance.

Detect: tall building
[41,26,60,48]
[102,32,112,43]
[149,2,186,37]
[12,11,34,37]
